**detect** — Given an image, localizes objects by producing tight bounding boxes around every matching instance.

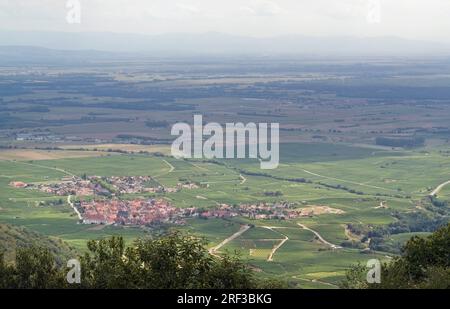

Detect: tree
[80,232,282,289]
[340,223,450,289]
[0,247,67,289]
[1,232,285,289]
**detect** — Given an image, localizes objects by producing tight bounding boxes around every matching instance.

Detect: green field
[1,140,447,287]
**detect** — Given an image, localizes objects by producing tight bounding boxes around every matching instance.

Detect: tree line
[341,223,450,289]
[0,232,284,289]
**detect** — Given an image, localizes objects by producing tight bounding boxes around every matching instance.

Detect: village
[76,199,329,227]
[9,177,343,227]
[10,176,203,226]
[11,175,200,197]
[199,202,343,220]
[77,198,197,226]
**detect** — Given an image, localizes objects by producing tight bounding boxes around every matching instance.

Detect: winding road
[152,158,175,179]
[429,180,450,196]
[297,223,342,249]
[239,174,247,185]
[267,236,288,262]
[261,226,290,262]
[162,159,175,173]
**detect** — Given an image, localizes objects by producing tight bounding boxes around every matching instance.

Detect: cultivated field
[1,57,449,288]
[1,140,447,286]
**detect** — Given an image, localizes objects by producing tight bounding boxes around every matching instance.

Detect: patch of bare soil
[296,205,344,216]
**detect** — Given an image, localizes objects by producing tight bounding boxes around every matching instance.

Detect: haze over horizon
[2,31,450,57]
[1,0,450,43]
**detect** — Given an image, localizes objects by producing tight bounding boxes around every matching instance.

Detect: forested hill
[0,224,77,265]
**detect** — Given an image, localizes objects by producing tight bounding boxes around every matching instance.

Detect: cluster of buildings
[39,180,95,196]
[15,132,62,142]
[9,175,204,227]
[88,176,160,194]
[10,175,342,227]
[77,199,328,226]
[199,204,238,219]
[78,198,197,226]
[199,203,341,220]
[78,199,310,226]
[88,175,200,194]
[226,202,300,220]
[13,131,103,143]
[13,175,201,198]
[11,178,106,196]
[9,181,28,188]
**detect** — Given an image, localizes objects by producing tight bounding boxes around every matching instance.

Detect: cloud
[240,0,284,17]
[176,3,201,15]
[1,0,450,42]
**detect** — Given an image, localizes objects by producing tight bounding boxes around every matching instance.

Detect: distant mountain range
[0,45,119,65]
[0,31,449,57]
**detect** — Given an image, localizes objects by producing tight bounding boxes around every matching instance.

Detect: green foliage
[341,223,450,289]
[430,196,448,208]
[79,232,282,289]
[1,142,447,286]
[0,247,67,289]
[0,223,77,266]
[339,263,369,289]
[0,232,284,289]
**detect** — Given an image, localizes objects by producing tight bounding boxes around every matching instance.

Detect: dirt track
[209,225,251,257]
[430,180,450,196]
[261,226,289,262]
[67,195,82,220]
[301,168,396,192]
[297,223,342,249]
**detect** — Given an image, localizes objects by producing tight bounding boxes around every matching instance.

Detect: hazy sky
[1,0,450,42]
